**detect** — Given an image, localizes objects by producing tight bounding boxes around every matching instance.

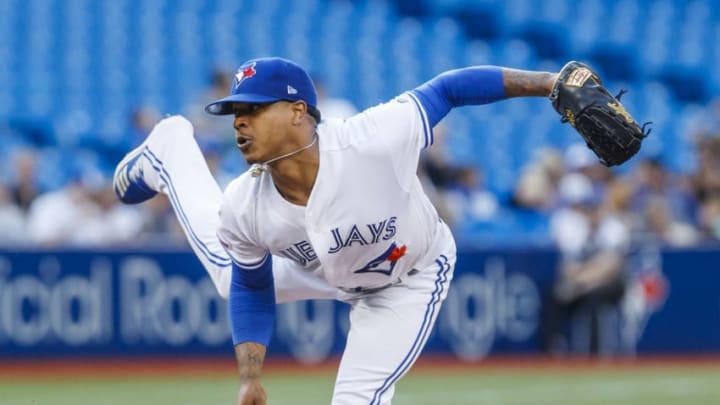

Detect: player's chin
[237,145,257,163]
[242,153,260,165]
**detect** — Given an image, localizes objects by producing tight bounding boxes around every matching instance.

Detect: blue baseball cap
[205,57,321,121]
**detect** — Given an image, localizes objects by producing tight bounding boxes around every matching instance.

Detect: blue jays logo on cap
[205,57,320,122]
[233,63,257,89]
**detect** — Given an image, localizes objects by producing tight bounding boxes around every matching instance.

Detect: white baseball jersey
[217,92,451,291]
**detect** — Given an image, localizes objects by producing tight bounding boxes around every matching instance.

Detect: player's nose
[233,115,249,131]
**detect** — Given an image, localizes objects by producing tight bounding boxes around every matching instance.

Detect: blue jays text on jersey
[277,215,398,267]
[279,240,318,265]
[328,216,397,254]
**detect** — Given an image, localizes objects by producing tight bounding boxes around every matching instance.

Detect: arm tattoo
[245,353,264,366]
[235,342,267,381]
[502,68,557,98]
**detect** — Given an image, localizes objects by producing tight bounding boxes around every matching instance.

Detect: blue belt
[338,283,395,294]
[338,269,419,294]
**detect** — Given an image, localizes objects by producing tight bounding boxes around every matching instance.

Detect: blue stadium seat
[2,0,719,245]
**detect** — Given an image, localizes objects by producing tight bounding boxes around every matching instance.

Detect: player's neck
[269,143,319,206]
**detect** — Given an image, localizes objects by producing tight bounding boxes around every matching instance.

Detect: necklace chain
[250,133,318,177]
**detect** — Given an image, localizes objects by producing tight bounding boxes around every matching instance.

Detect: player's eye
[233,103,266,117]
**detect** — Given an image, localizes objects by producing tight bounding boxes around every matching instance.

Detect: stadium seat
[2,0,719,245]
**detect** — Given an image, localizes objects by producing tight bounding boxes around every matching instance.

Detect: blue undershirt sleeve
[228,256,276,346]
[410,66,506,127]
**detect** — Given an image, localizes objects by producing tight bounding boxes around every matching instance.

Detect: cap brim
[204,93,281,115]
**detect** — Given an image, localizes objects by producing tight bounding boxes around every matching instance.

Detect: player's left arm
[411,66,558,127]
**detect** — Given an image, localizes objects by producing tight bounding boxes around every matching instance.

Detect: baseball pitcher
[113,57,646,404]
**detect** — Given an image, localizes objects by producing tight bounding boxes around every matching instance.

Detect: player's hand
[237,379,267,405]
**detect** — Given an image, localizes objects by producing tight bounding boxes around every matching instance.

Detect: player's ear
[290,101,306,125]
[289,101,309,125]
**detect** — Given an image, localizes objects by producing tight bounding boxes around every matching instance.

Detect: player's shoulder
[351,92,420,127]
[392,92,416,105]
[316,118,347,149]
[319,95,414,139]
[319,115,380,149]
[367,92,418,111]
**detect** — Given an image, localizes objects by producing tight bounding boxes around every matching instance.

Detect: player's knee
[214,271,232,300]
[154,115,194,138]
[216,285,230,300]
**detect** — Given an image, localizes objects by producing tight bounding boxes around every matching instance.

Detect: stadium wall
[0,246,717,362]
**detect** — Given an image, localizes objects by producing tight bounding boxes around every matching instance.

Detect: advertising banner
[0,246,717,360]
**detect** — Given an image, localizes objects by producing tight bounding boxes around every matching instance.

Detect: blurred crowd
[2,90,720,249]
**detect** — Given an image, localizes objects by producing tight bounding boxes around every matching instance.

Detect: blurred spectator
[563,142,613,193]
[315,77,359,120]
[512,147,564,211]
[687,134,720,243]
[0,182,27,244]
[698,195,720,242]
[631,158,699,246]
[185,70,248,183]
[418,124,464,225]
[76,184,146,246]
[9,148,41,212]
[26,178,101,245]
[25,170,144,246]
[689,135,720,201]
[417,124,500,230]
[642,199,699,246]
[444,166,499,224]
[419,125,462,189]
[203,141,238,191]
[688,97,720,139]
[603,178,642,233]
[135,197,187,245]
[543,173,630,356]
[129,106,162,147]
[184,68,235,142]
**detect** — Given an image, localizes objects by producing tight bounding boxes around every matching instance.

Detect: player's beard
[249,133,318,173]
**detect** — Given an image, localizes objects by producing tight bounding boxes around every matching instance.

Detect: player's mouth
[236,135,253,152]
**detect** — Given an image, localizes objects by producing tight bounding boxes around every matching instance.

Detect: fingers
[237,380,267,405]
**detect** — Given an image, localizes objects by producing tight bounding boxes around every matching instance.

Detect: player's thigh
[332,253,455,405]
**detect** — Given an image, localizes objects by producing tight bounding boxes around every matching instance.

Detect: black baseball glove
[549,61,651,166]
